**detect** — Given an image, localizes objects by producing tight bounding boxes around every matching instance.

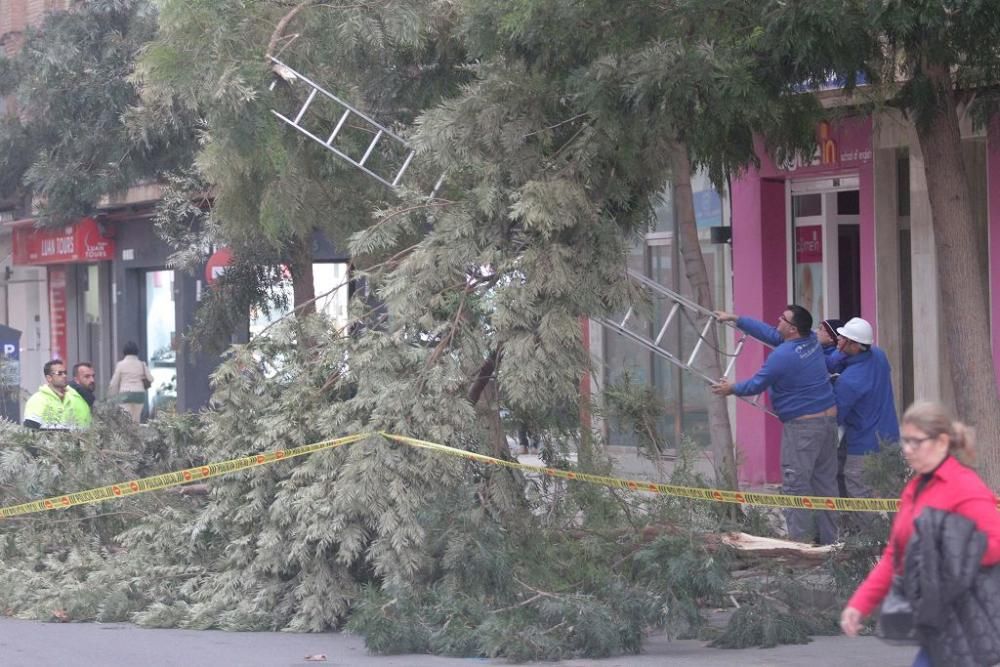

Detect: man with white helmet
[833,317,900,500]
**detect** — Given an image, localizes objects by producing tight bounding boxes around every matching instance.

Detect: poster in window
[794,226,823,319]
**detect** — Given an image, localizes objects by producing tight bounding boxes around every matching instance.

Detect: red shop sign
[12,217,115,265]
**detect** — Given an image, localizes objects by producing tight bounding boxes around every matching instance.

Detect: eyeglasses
[48,370,67,376]
[900,435,934,449]
[779,315,794,326]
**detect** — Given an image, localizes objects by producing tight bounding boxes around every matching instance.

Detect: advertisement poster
[48,266,68,363]
[794,226,823,318]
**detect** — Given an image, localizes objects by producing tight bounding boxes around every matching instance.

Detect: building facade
[730,107,997,483]
[0,2,352,420]
[594,104,999,485]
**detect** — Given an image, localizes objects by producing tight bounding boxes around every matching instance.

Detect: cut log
[708,532,838,564]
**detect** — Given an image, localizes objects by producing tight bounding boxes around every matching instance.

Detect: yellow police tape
[383,434,902,513]
[0,431,914,519]
[0,432,370,519]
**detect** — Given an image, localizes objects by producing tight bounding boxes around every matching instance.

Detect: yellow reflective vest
[23,385,91,429]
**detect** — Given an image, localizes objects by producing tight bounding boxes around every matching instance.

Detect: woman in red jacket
[840,401,1000,666]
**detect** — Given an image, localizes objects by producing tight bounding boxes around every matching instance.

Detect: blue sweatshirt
[822,344,847,374]
[834,346,900,455]
[730,317,836,422]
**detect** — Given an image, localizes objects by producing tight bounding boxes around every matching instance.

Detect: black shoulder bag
[877,477,934,646]
[876,573,917,645]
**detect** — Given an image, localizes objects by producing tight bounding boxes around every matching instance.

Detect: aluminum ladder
[267,59,774,417]
[599,270,776,417]
[268,57,445,198]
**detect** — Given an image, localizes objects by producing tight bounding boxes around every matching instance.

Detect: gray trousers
[842,454,873,498]
[841,453,876,533]
[781,415,839,545]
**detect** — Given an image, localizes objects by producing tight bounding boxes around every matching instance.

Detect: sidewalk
[0,618,916,667]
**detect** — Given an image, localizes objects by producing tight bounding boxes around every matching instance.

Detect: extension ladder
[268,57,445,197]
[598,270,776,417]
[268,59,774,417]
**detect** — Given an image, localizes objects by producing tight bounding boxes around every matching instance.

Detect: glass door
[144,270,176,417]
[789,176,860,321]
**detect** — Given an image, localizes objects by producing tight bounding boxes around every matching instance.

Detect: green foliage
[710,586,840,649]
[863,442,911,499]
[139,0,468,312]
[0,0,194,221]
[0,0,917,659]
[824,443,907,597]
[0,405,199,621]
[603,371,668,459]
[349,464,730,660]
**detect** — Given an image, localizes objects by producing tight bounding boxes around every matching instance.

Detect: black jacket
[903,508,1000,666]
[68,381,95,408]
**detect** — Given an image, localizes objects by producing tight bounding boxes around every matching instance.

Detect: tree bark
[467,347,500,405]
[475,377,509,459]
[915,64,1000,488]
[265,0,317,60]
[287,232,317,317]
[671,144,739,490]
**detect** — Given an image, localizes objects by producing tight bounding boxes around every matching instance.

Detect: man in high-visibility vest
[23,359,91,430]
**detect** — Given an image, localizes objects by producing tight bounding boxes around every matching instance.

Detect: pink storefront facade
[730,111,1000,484]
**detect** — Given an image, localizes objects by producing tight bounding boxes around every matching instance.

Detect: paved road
[0,619,916,666]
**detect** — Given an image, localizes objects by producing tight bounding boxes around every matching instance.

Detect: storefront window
[603,176,724,450]
[249,262,351,336]
[81,264,104,374]
[145,270,176,417]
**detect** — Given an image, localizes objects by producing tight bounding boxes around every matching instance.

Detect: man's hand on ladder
[712,312,738,396]
[711,378,734,396]
[714,310,738,323]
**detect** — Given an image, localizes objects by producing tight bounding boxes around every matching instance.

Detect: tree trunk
[475,378,509,459]
[915,64,1000,488]
[671,144,739,490]
[287,232,317,317]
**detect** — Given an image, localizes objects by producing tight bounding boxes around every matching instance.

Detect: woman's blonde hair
[902,401,975,463]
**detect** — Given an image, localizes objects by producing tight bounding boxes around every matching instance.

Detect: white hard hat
[837,317,874,346]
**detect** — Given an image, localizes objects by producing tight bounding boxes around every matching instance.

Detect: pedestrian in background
[108,341,153,423]
[712,304,839,545]
[841,401,1000,666]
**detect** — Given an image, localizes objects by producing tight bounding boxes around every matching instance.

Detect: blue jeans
[912,648,931,667]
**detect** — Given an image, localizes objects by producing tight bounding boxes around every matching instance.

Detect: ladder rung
[272,110,398,189]
[686,317,714,367]
[597,315,777,419]
[359,129,383,167]
[429,172,447,199]
[723,336,746,377]
[653,303,680,345]
[391,150,416,187]
[293,88,318,125]
[326,109,351,145]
